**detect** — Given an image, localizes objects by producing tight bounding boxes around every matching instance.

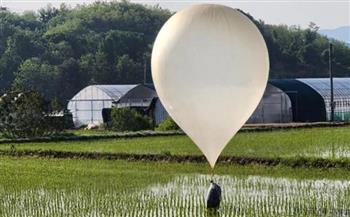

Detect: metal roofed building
[67,84,156,127]
[270,79,327,122]
[68,78,350,127]
[246,77,350,123]
[270,77,350,122]
[298,78,350,121]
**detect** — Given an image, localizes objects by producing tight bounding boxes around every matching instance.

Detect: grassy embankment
[0,126,350,168]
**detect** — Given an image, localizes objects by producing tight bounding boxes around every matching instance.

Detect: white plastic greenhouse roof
[297,78,350,100]
[93,85,138,101]
[69,84,140,102]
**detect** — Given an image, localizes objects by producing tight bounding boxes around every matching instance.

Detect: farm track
[2,149,350,169]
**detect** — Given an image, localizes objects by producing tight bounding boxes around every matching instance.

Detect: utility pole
[329,43,335,122]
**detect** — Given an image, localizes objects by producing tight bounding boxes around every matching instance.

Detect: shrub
[63,112,74,129]
[156,117,180,131]
[102,108,112,123]
[108,107,152,131]
[0,91,64,138]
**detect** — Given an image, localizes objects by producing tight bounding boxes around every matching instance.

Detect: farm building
[152,78,350,124]
[67,78,350,127]
[271,78,350,122]
[269,79,327,122]
[67,84,156,127]
[298,78,350,121]
[247,83,293,123]
[152,98,169,125]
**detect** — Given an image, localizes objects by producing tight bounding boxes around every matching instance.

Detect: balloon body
[152,4,269,168]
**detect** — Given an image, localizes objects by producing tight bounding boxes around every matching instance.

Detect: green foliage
[13,58,59,99]
[0,1,171,101]
[50,97,63,111]
[0,2,349,103]
[115,54,143,83]
[108,107,152,131]
[0,91,64,138]
[258,23,349,78]
[156,117,180,131]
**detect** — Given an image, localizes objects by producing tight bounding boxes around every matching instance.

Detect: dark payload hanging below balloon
[206,180,221,209]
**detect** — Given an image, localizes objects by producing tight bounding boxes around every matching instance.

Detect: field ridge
[1,122,348,144]
[2,149,350,169]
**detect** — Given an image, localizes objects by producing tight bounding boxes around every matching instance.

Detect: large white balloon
[152,4,269,168]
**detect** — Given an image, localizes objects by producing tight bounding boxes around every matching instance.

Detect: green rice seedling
[1,174,349,217]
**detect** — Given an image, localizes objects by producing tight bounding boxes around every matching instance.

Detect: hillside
[0,1,349,104]
[319,26,350,45]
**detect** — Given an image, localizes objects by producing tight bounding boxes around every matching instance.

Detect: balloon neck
[210,168,215,181]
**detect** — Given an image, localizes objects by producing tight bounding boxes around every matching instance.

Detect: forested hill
[0,1,349,103]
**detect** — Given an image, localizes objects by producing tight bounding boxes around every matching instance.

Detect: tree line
[0,1,349,106]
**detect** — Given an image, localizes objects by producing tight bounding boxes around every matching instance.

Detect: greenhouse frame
[67,78,350,127]
[247,83,293,123]
[298,78,350,121]
[67,84,156,127]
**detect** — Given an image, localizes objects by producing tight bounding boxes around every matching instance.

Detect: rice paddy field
[1,126,350,216]
[0,157,350,217]
[2,126,350,160]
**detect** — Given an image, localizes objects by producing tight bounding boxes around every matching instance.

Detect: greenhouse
[270,78,350,122]
[247,83,293,123]
[67,78,350,127]
[298,78,350,121]
[67,84,156,127]
[270,79,327,122]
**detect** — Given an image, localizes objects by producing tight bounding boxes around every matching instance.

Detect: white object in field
[151,4,269,168]
[85,123,98,130]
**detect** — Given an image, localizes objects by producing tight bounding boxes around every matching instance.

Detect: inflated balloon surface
[151,4,269,168]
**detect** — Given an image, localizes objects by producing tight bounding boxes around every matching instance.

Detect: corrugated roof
[297,78,350,121]
[297,78,350,100]
[270,79,327,122]
[93,85,139,101]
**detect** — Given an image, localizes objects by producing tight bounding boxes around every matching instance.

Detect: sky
[1,0,349,30]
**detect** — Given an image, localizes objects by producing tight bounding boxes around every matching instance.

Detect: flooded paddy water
[1,174,349,217]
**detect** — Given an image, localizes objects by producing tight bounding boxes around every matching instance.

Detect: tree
[0,91,64,138]
[100,30,145,63]
[38,5,59,23]
[108,107,152,131]
[12,58,59,99]
[115,55,143,83]
[1,1,350,104]
[156,117,180,131]
[57,58,87,101]
[0,53,21,94]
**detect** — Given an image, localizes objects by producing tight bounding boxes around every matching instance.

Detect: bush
[63,112,74,129]
[156,117,180,131]
[0,91,64,138]
[102,108,112,123]
[108,107,152,131]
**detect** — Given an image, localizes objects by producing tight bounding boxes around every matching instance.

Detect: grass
[1,126,350,216]
[2,126,350,160]
[0,156,350,216]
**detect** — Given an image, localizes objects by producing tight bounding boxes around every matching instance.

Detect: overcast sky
[1,0,349,29]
